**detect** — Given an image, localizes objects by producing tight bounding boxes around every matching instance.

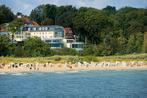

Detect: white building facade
[14,25,84,51]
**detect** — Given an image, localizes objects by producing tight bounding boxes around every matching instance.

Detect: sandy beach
[0,61,147,73]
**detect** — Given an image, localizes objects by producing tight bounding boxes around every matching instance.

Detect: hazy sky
[0,0,147,15]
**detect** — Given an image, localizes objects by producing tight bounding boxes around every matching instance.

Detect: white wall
[30,31,54,40]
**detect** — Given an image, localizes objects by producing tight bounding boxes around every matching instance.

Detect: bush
[81,56,98,62]
[54,57,61,61]
[0,36,10,56]
[82,44,112,56]
[67,56,80,64]
[51,48,78,55]
[23,37,51,57]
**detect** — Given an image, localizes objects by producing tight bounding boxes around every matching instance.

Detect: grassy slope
[0,54,147,64]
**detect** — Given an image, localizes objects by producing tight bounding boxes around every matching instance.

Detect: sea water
[0,70,147,98]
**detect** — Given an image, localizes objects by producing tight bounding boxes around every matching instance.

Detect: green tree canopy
[73,8,108,44]
[0,5,14,24]
[24,37,51,57]
[0,36,10,56]
[103,5,116,16]
[8,18,24,33]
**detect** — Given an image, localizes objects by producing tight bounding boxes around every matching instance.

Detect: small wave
[11,73,26,76]
[55,71,65,74]
[54,71,79,74]
[0,72,6,75]
[66,71,79,73]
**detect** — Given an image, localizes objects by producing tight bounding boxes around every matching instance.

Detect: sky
[0,0,147,15]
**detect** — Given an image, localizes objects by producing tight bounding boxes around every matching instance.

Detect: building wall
[13,25,84,50]
[30,31,54,40]
[14,25,64,41]
[63,39,75,48]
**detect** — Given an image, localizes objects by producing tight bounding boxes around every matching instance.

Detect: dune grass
[96,54,147,62]
[0,54,147,64]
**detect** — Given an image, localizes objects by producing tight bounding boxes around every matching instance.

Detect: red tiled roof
[64,27,74,39]
[22,16,39,26]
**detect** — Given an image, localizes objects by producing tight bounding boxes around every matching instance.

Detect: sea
[0,70,147,98]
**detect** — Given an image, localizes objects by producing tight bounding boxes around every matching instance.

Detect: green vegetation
[0,36,10,56]
[8,18,24,43]
[143,32,147,53]
[29,5,147,55]
[0,4,147,57]
[0,54,147,64]
[0,36,80,57]
[0,5,14,24]
[0,37,51,57]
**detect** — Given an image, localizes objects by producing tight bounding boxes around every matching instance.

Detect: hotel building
[14,25,84,51]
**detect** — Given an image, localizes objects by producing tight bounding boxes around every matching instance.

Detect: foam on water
[55,71,65,74]
[11,73,27,76]
[0,72,6,75]
[54,70,80,74]
[66,70,79,73]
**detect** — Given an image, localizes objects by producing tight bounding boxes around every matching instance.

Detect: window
[28,28,30,31]
[43,27,45,30]
[39,27,41,31]
[53,39,59,43]
[72,44,84,48]
[50,43,62,48]
[45,27,48,30]
[33,27,36,31]
[67,40,73,43]
[46,40,51,43]
[30,28,33,31]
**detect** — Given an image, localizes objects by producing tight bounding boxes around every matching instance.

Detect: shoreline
[0,61,147,73]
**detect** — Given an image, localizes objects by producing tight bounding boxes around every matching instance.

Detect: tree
[41,18,54,25]
[30,4,57,25]
[56,5,77,26]
[73,8,108,44]
[8,18,24,43]
[0,36,10,56]
[143,32,147,53]
[103,6,116,16]
[0,5,14,24]
[24,37,51,56]
[56,11,75,27]
[113,7,146,37]
[127,33,144,53]
[30,4,77,26]
[44,4,57,19]
[30,5,45,24]
[117,35,128,54]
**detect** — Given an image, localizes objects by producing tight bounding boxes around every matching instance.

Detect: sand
[0,61,147,73]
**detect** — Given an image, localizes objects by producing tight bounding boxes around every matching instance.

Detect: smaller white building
[71,42,84,51]
[63,39,84,51]
[63,39,75,48]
